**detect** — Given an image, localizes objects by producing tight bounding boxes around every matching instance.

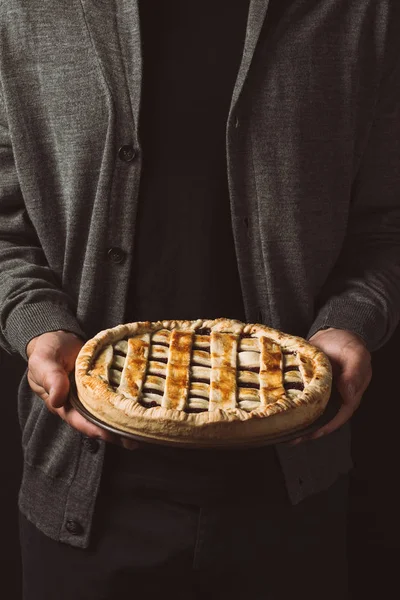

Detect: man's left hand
[289,327,372,445]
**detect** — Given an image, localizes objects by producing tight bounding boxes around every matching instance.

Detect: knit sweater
[0,0,399,547]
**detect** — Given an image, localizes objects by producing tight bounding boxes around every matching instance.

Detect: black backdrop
[1,327,399,599]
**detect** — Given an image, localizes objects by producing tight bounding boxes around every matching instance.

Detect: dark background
[1,327,399,599]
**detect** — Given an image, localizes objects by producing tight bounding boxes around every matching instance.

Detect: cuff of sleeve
[4,301,86,359]
[307,298,387,352]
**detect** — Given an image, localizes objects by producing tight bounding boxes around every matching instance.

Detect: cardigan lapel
[114,0,143,129]
[230,0,270,111]
[79,0,142,130]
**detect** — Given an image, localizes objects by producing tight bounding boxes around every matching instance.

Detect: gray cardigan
[1,0,399,548]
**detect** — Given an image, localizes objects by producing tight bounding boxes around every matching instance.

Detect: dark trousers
[20,443,350,599]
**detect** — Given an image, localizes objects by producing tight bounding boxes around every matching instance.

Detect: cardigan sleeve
[308,54,400,351]
[0,92,86,358]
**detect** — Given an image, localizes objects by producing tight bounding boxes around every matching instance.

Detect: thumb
[27,330,84,410]
[333,349,368,409]
[28,355,71,410]
[44,363,72,409]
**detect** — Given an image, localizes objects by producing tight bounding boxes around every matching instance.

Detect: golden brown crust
[74,318,332,446]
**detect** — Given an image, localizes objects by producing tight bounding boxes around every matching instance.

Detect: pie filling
[89,329,306,414]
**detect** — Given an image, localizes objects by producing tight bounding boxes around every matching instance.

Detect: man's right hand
[26,330,138,448]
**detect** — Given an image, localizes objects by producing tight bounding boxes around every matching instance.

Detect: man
[0,1,399,598]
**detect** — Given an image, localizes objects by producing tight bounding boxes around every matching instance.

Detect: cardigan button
[118,144,136,162]
[65,520,84,536]
[107,247,126,264]
[83,437,100,454]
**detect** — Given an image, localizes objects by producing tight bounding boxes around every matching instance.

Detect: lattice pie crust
[74,319,332,446]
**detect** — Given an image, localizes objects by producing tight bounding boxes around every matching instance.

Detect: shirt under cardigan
[127,0,248,324]
[0,0,399,547]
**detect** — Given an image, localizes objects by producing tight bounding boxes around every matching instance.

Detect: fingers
[313,403,354,437]
[58,404,138,448]
[289,397,358,446]
[58,402,140,448]
[120,439,140,450]
[58,404,113,441]
[290,369,370,446]
[288,399,356,446]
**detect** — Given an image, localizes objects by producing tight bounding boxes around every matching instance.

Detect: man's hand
[289,327,372,445]
[26,330,138,449]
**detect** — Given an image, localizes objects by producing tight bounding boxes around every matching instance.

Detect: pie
[74,318,332,446]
